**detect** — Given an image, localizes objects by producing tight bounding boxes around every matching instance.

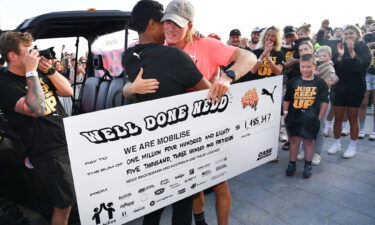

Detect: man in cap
[280,25,298,150]
[282,25,298,68]
[228,29,241,47]
[249,27,262,51]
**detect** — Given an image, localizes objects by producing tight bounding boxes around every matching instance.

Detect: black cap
[283,25,296,37]
[230,29,241,36]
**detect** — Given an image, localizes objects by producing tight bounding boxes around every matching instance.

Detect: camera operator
[0,31,75,225]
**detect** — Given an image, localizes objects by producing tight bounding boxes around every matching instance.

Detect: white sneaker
[341,126,349,136]
[358,130,365,139]
[297,150,305,160]
[328,142,341,155]
[279,132,288,142]
[369,132,375,141]
[324,125,332,137]
[343,145,356,158]
[312,153,321,166]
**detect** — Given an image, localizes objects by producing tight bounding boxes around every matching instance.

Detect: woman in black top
[247,26,284,80]
[328,25,371,158]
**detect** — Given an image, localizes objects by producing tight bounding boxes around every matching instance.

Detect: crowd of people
[225,16,374,174]
[0,0,374,224]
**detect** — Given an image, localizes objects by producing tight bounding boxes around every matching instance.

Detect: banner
[64,76,282,225]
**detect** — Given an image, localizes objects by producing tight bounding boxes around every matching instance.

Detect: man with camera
[0,31,75,225]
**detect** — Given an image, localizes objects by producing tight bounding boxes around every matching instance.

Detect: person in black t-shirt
[0,31,75,225]
[281,26,298,82]
[284,54,328,178]
[294,24,313,59]
[122,1,211,225]
[279,25,298,150]
[287,40,315,81]
[327,25,371,159]
[236,26,284,82]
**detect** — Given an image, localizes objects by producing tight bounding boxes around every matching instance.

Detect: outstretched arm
[14,49,46,117]
[228,47,257,80]
[122,68,159,98]
[207,48,257,103]
[38,57,73,97]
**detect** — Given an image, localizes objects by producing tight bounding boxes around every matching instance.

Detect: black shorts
[286,114,320,140]
[333,91,364,108]
[328,88,335,103]
[32,154,76,209]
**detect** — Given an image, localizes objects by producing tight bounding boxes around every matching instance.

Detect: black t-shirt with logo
[284,76,328,139]
[281,45,296,81]
[236,49,284,83]
[122,43,203,102]
[252,49,284,79]
[0,69,68,162]
[281,46,294,63]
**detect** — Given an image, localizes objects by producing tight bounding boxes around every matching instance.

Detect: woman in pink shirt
[161,1,255,225]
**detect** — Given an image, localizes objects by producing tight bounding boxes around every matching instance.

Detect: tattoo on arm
[14,76,46,117]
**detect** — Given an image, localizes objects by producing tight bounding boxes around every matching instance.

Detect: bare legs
[51,206,71,225]
[193,181,231,225]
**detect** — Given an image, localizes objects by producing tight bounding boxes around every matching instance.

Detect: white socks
[349,139,357,148]
[326,120,333,128]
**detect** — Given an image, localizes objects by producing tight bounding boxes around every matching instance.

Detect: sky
[0,0,373,54]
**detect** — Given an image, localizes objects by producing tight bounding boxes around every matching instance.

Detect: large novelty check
[64,76,282,225]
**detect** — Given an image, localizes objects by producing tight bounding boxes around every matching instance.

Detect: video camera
[363,32,375,43]
[33,46,56,60]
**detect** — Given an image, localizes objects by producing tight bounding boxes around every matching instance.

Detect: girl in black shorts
[327,25,371,158]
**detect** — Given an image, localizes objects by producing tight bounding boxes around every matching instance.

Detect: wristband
[257,58,263,63]
[284,111,288,114]
[25,71,38,78]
